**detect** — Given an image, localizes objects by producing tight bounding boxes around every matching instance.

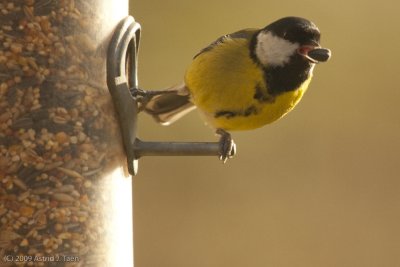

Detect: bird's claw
[130,87,148,98]
[130,88,169,111]
[216,129,236,163]
[130,88,148,111]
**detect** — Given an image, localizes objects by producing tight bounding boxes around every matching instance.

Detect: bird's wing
[193,28,258,59]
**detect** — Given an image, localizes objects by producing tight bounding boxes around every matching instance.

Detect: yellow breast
[184,38,312,131]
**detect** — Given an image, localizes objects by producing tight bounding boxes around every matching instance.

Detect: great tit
[143,16,331,161]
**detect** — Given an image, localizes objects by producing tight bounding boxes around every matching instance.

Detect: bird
[139,16,331,162]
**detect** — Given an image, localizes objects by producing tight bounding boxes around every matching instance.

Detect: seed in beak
[307,48,331,62]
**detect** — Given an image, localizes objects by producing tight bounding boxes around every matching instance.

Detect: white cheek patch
[255,31,299,67]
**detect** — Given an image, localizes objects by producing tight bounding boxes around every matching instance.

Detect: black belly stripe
[253,83,274,103]
[244,105,258,116]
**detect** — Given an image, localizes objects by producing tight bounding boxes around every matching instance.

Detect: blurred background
[130,0,400,266]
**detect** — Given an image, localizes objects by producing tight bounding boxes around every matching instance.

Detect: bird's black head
[253,16,331,67]
[251,17,331,95]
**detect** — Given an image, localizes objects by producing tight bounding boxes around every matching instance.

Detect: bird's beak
[297,46,331,63]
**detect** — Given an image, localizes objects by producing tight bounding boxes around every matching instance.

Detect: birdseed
[0,0,125,266]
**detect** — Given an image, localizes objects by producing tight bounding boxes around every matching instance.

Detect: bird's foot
[130,88,175,111]
[216,129,236,163]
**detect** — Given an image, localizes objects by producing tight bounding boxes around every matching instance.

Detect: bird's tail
[143,83,196,125]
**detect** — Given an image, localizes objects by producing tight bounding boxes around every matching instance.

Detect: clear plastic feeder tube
[0,0,132,266]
